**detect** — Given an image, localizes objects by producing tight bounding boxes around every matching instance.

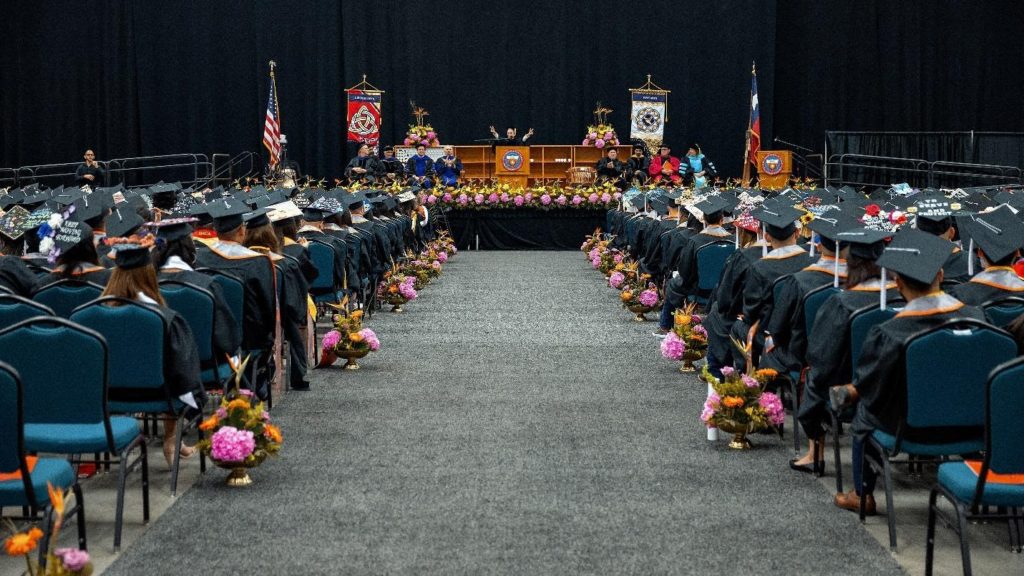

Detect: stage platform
[444,207,605,250]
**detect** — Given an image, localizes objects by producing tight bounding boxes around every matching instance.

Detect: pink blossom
[487,193,499,203]
[474,194,485,205]
[639,288,659,307]
[588,247,600,260]
[604,131,614,140]
[588,131,598,140]
[437,251,448,263]
[500,192,510,202]
[525,192,534,202]
[591,256,601,268]
[600,192,612,203]
[691,314,703,324]
[425,195,437,205]
[555,195,567,206]
[513,195,525,207]
[660,331,685,360]
[612,192,622,200]
[457,194,469,206]
[401,275,415,285]
[426,131,436,139]
[594,139,606,149]
[759,391,786,426]
[442,192,453,202]
[742,374,759,388]
[692,324,708,338]
[216,407,227,419]
[403,137,413,146]
[588,193,599,203]
[571,195,583,206]
[582,138,590,145]
[702,392,721,426]
[612,253,623,263]
[359,328,380,351]
[719,366,735,378]
[540,194,552,205]
[399,281,417,300]
[238,389,254,398]
[609,271,625,289]
[210,426,255,462]
[54,548,90,572]
[432,260,442,270]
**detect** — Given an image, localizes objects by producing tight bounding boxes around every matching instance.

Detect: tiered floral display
[581,102,620,148]
[3,483,93,574]
[404,102,440,147]
[659,303,709,372]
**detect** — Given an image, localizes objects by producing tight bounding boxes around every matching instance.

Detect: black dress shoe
[291,382,311,391]
[789,458,825,476]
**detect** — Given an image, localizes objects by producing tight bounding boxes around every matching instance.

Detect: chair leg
[37,504,54,568]
[955,501,973,576]
[171,416,183,497]
[882,456,897,550]
[830,411,844,494]
[113,445,130,551]
[140,439,150,523]
[790,375,801,453]
[925,487,939,576]
[72,482,86,551]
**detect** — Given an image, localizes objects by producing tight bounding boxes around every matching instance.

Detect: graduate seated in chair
[406,144,435,188]
[949,206,1024,305]
[434,145,463,188]
[828,230,986,514]
[912,195,971,287]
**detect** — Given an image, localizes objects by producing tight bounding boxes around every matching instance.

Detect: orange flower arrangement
[264,424,283,444]
[3,482,92,574]
[721,396,745,409]
[199,414,219,431]
[349,331,365,343]
[4,527,42,556]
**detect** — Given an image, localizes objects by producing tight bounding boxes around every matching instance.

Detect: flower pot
[714,420,754,450]
[680,349,706,372]
[386,297,407,313]
[212,451,268,487]
[627,303,657,322]
[335,348,370,370]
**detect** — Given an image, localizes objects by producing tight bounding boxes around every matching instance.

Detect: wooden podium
[755,150,792,189]
[494,146,530,188]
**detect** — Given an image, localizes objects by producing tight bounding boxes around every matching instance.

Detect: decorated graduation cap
[105,207,146,238]
[39,205,93,264]
[909,194,958,235]
[957,206,1024,270]
[302,196,343,221]
[267,201,303,224]
[242,207,272,229]
[146,217,197,242]
[105,233,156,270]
[396,190,417,203]
[0,205,33,241]
[204,198,251,233]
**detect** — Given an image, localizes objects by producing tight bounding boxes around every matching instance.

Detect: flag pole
[741,62,754,185]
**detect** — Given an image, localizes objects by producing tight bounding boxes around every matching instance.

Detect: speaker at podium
[755,150,792,189]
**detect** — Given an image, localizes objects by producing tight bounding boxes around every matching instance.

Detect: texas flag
[748,64,761,166]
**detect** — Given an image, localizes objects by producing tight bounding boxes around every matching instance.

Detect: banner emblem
[761,153,784,175]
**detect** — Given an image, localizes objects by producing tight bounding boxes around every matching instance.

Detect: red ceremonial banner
[346,89,382,146]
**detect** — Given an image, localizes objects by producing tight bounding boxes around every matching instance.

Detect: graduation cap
[267,201,303,223]
[693,195,729,222]
[752,203,803,240]
[0,192,16,211]
[303,196,344,221]
[21,190,52,207]
[47,213,93,264]
[835,226,893,261]
[383,196,398,212]
[149,182,180,209]
[105,235,155,270]
[957,206,1024,268]
[0,205,33,241]
[70,196,109,225]
[877,228,954,286]
[242,207,272,228]
[52,187,87,207]
[105,206,145,238]
[253,189,289,209]
[205,186,226,201]
[342,192,367,212]
[146,217,197,242]
[204,198,251,233]
[649,196,670,216]
[396,190,417,203]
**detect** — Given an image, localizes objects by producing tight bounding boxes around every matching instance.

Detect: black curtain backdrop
[1,1,1022,180]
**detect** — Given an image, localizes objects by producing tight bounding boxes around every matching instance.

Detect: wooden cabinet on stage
[450,145,632,185]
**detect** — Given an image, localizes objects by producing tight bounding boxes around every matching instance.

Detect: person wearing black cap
[680,143,718,188]
[101,233,206,467]
[911,196,971,288]
[268,201,319,285]
[639,193,685,282]
[380,146,405,184]
[298,197,353,296]
[0,207,43,295]
[724,203,813,371]
[344,144,383,184]
[949,206,1024,308]
[244,209,313,392]
[405,144,435,188]
[37,214,112,289]
[760,210,855,388]
[627,144,650,186]
[792,227,898,474]
[595,148,626,188]
[151,218,242,359]
[194,198,278,399]
[828,229,986,513]
[647,144,681,185]
[75,149,104,189]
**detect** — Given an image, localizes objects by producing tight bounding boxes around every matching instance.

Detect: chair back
[986,357,1024,477]
[849,305,897,379]
[307,240,336,292]
[981,295,1024,328]
[0,317,109,426]
[70,298,166,393]
[0,284,11,294]
[0,294,54,325]
[197,269,244,336]
[803,285,841,336]
[31,279,103,318]
[0,361,25,480]
[160,280,216,361]
[695,242,736,292]
[904,319,1016,429]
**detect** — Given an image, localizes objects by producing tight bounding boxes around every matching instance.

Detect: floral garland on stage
[416,182,623,211]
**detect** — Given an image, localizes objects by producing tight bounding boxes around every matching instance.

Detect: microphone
[773,137,813,154]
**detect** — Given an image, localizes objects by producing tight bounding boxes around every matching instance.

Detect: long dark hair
[56,237,100,279]
[151,235,197,268]
[844,254,882,289]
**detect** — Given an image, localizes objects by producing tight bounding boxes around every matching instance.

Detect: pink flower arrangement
[588,131,598,139]
[359,328,380,351]
[437,251,448,263]
[322,330,341,350]
[588,247,600,261]
[540,194,552,206]
[612,253,623,263]
[513,195,525,207]
[399,280,418,300]
[474,194,485,205]
[54,548,91,572]
[425,195,437,205]
[403,137,414,146]
[693,324,708,338]
[431,260,442,270]
[581,138,589,145]
[701,392,721,426]
[591,256,601,268]
[742,374,759,388]
[457,194,469,206]
[639,288,659,307]
[660,331,685,360]
[609,271,625,289]
[613,191,622,200]
[487,193,499,204]
[588,193,599,203]
[442,192,453,202]
[601,192,612,203]
[210,426,256,462]
[426,131,436,140]
[594,139,605,148]
[720,366,735,378]
[604,131,614,140]
[759,391,786,426]
[500,192,510,202]
[555,195,567,206]
[571,195,583,206]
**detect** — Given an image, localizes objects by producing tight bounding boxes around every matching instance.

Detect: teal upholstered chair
[981,295,1024,328]
[0,294,54,325]
[0,317,148,551]
[794,284,841,452]
[307,239,342,305]
[160,280,232,391]
[691,241,735,306]
[30,279,103,318]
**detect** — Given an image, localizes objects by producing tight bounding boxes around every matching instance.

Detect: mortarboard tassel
[810,237,816,258]
[834,241,840,288]
[735,226,739,248]
[880,268,887,310]
[967,238,974,276]
[761,224,768,257]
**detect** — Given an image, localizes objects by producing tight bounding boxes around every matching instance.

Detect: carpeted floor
[105,251,903,575]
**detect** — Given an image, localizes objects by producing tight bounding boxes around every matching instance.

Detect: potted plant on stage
[378,267,417,313]
[319,302,380,370]
[196,356,283,486]
[581,102,620,149]
[659,303,709,372]
[404,101,440,147]
[620,269,661,321]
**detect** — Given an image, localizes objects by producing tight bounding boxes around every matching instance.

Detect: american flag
[748,64,761,166]
[263,78,281,168]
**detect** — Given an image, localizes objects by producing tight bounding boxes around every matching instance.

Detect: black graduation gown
[850,294,986,442]
[157,268,242,357]
[344,156,382,182]
[37,266,113,290]
[948,267,1024,306]
[0,255,39,296]
[194,241,276,352]
[299,229,348,290]
[798,282,899,438]
[665,227,734,305]
[282,239,319,285]
[705,244,766,364]
[760,261,842,376]
[940,248,971,288]
[639,219,678,279]
[380,157,405,181]
[595,158,625,181]
[728,245,814,361]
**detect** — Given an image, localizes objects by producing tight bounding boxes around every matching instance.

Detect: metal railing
[824,153,1022,189]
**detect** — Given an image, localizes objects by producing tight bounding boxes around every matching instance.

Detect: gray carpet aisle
[106,251,902,575]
